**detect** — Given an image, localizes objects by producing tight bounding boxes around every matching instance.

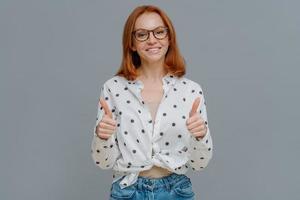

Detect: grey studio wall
[1,0,299,200]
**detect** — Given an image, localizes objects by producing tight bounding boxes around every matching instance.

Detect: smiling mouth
[146,47,162,51]
[146,47,162,54]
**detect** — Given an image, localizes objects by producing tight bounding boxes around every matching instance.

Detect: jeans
[109,173,195,200]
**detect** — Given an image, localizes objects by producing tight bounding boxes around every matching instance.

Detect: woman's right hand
[95,98,117,140]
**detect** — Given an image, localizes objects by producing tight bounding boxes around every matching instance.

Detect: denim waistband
[135,173,189,191]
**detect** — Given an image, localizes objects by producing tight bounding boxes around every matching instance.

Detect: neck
[137,60,167,81]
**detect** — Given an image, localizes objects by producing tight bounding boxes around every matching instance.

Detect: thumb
[189,97,201,117]
[99,97,113,118]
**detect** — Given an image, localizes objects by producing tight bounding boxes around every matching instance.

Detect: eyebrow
[134,26,166,31]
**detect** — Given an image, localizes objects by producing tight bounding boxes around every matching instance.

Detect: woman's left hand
[186,97,207,139]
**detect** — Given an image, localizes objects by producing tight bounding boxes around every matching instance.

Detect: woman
[91,5,213,200]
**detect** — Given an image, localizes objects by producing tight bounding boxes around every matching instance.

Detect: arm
[188,84,213,171]
[91,83,120,169]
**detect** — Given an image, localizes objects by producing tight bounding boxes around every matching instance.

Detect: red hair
[115,5,186,81]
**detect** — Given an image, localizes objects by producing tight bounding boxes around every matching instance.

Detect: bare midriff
[138,165,172,178]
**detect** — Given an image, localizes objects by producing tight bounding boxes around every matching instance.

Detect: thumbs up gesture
[95,97,117,140]
[186,97,207,139]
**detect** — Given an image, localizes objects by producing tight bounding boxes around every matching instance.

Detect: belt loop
[137,178,142,191]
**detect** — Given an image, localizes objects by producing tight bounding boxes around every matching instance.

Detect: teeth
[147,47,160,51]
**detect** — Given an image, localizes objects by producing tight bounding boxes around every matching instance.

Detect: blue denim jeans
[109,173,195,200]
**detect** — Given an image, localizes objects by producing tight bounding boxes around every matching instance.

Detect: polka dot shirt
[91,73,213,189]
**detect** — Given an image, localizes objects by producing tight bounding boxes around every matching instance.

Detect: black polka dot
[138,110,141,114]
[178,134,182,138]
[182,116,186,119]
[191,89,195,93]
[172,123,176,126]
[116,94,119,97]
[173,104,177,108]
[183,98,186,101]
[165,142,169,146]
[105,97,109,100]
[132,149,136,153]
[173,88,177,91]
[141,129,145,133]
[131,119,134,123]
[160,132,163,136]
[136,139,139,143]
[124,131,128,135]
[96,149,100,153]
[163,113,167,116]
[96,161,100,164]
[126,100,130,103]
[124,87,128,90]
[200,157,204,159]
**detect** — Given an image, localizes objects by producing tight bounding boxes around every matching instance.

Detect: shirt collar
[126,72,177,89]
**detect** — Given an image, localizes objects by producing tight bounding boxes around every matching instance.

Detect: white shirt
[91,73,213,189]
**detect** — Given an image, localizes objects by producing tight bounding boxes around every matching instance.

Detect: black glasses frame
[132,26,169,42]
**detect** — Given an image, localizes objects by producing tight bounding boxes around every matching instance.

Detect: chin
[146,53,166,60]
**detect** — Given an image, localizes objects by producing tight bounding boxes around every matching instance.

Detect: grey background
[1,0,299,199]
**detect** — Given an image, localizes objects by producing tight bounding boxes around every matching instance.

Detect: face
[132,12,169,65]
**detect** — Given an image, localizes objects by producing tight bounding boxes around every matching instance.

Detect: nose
[147,32,157,43]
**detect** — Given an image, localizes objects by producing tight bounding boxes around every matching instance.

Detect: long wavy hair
[115,5,186,81]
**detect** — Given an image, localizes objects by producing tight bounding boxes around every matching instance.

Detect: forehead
[134,12,165,30]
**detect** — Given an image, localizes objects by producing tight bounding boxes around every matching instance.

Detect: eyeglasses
[132,26,169,42]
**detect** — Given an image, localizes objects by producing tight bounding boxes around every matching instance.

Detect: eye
[155,28,167,35]
[136,32,147,37]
